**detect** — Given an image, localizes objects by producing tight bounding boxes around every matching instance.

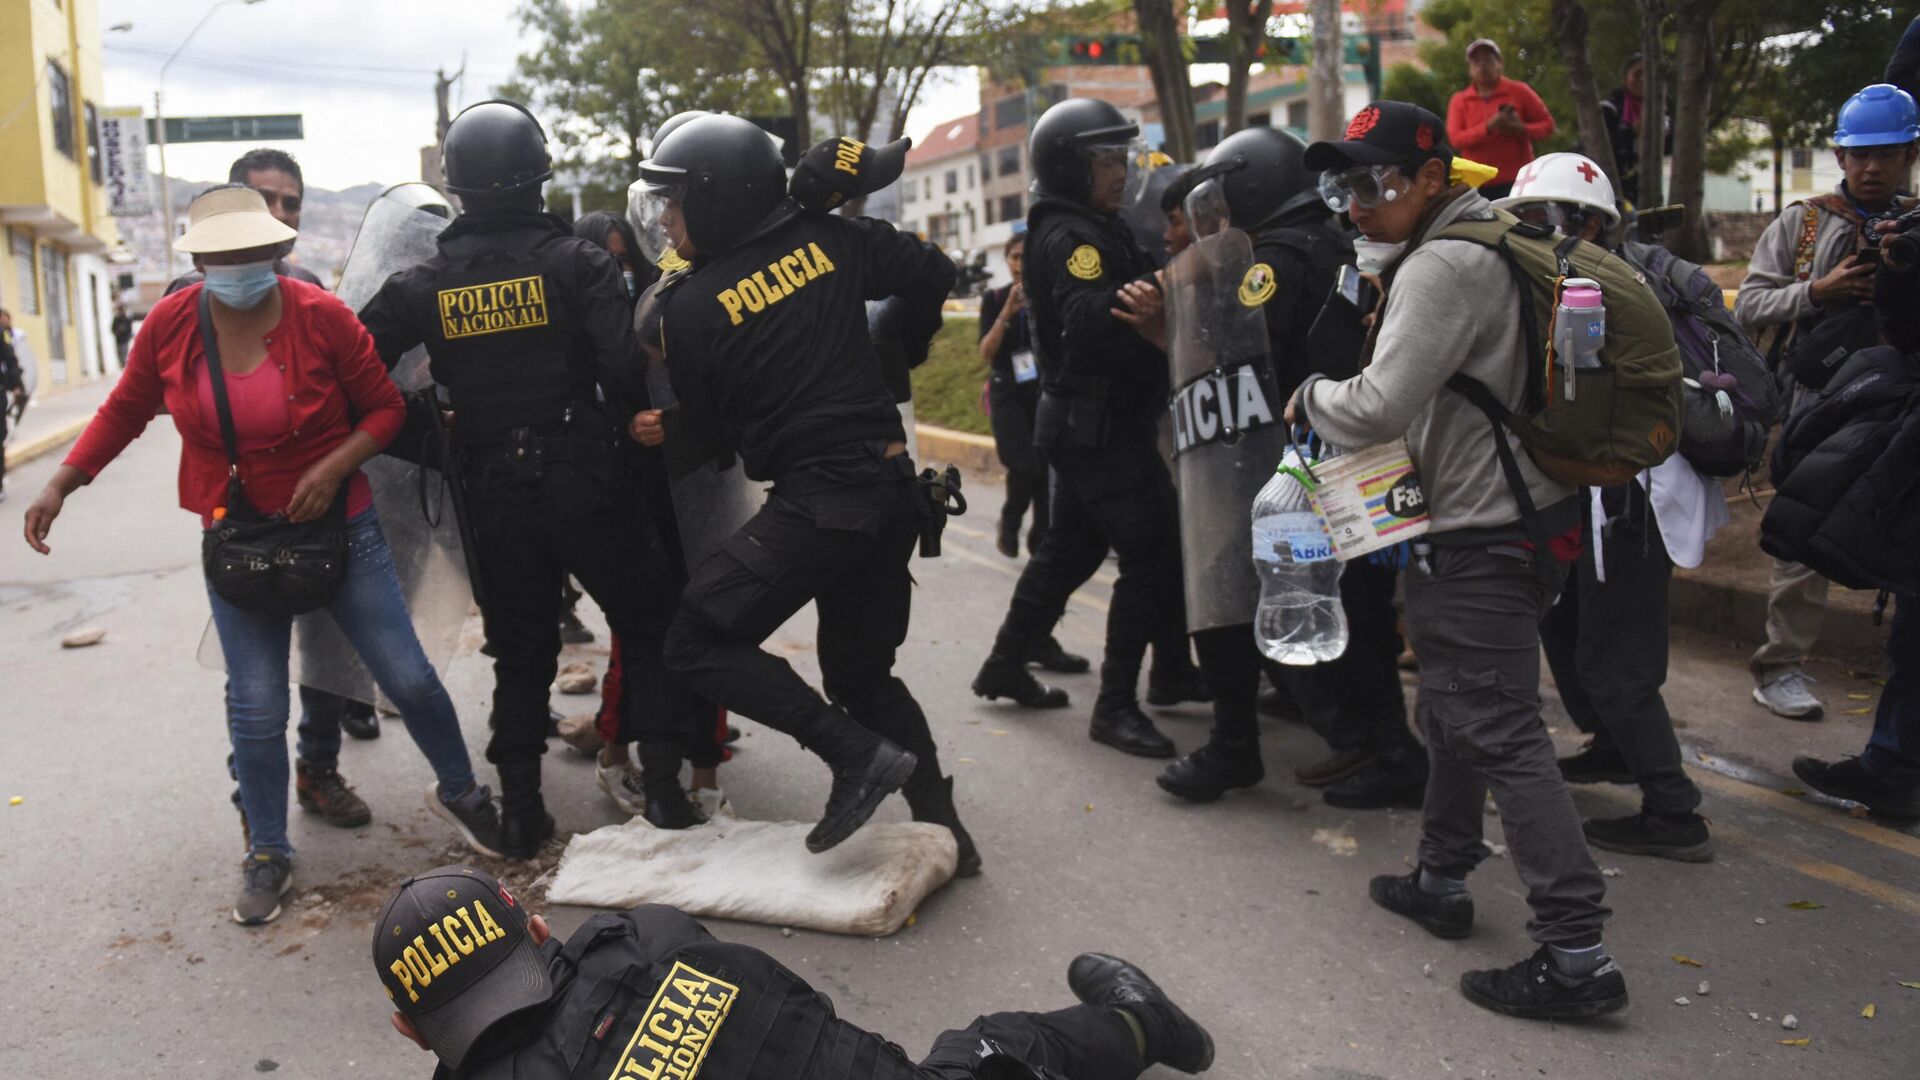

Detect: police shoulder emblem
[1066,244,1103,281]
[1238,263,1276,307]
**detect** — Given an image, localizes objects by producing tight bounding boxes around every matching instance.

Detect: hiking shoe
[1323,756,1427,809]
[1793,756,1920,820]
[806,740,917,854]
[1067,953,1214,1073]
[295,759,371,828]
[1157,742,1264,802]
[1459,946,1629,1019]
[558,609,595,645]
[596,758,648,817]
[1558,739,1634,784]
[1030,635,1091,675]
[1369,869,1473,939]
[428,782,508,859]
[1146,670,1213,707]
[1584,809,1715,862]
[341,702,380,741]
[233,851,293,926]
[1295,748,1376,788]
[1089,700,1176,758]
[972,655,1069,709]
[1753,671,1823,720]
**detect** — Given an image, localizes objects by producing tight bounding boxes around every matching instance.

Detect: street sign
[96,106,153,217]
[144,114,304,144]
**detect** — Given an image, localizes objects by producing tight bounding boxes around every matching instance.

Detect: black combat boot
[1067,953,1215,1073]
[1089,699,1176,758]
[341,700,381,740]
[1146,667,1213,707]
[799,709,918,854]
[498,761,555,861]
[972,653,1070,708]
[1029,635,1091,674]
[904,775,982,877]
[1323,748,1429,809]
[1558,737,1634,784]
[637,742,706,831]
[1156,741,1264,802]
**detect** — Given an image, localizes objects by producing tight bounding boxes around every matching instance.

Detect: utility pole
[435,59,466,144]
[1308,0,1344,142]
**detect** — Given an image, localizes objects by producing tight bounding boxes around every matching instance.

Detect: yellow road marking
[1686,765,1920,862]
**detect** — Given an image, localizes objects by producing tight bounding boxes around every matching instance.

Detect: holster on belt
[914,463,966,557]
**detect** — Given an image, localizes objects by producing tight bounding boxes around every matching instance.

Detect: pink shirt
[193,357,371,526]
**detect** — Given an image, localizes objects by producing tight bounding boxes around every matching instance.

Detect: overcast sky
[99,0,979,193]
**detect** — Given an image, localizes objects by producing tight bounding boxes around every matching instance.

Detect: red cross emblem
[1576,161,1599,183]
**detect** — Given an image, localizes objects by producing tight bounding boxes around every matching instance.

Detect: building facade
[0,0,123,394]
[899,113,985,254]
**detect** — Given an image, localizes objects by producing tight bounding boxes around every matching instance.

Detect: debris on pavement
[1422,962,1433,978]
[1749,1012,1761,1021]
[61,627,106,648]
[555,713,603,755]
[1674,996,1691,1006]
[1698,981,1711,996]
[1778,1038,1811,1048]
[1601,866,1622,878]
[1899,981,1920,990]
[1781,1014,1799,1030]
[1312,829,1359,857]
[1861,1003,1875,1019]
[1755,918,1768,925]
[555,662,598,695]
[7,796,20,806]
[1672,955,1707,968]
[1786,900,1825,910]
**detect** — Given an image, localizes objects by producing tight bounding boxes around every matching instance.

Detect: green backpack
[1435,212,1684,489]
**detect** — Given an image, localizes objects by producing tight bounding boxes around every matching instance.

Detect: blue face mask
[204,260,278,309]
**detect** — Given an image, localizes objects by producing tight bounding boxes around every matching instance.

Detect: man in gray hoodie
[1289,103,1627,1020]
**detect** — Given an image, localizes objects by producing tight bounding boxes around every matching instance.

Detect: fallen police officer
[373,865,1214,1079]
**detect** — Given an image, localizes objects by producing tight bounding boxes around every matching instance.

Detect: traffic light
[1063,34,1136,64]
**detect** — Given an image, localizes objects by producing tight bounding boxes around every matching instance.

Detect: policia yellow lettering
[438,275,551,340]
[608,961,739,1080]
[716,243,837,327]
[386,897,509,1004]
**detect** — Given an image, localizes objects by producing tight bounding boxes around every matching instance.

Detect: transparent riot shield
[197,187,474,704]
[638,282,764,569]
[1164,225,1290,633]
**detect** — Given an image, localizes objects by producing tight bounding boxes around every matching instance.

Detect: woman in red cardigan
[21,186,501,926]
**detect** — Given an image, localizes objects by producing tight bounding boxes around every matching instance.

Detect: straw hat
[174,186,297,254]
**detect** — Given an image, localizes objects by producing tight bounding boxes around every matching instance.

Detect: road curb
[914,423,999,474]
[4,416,90,471]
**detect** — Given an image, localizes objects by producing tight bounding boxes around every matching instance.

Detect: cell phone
[1856,247,1883,272]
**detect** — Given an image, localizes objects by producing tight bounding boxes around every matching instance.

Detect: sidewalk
[3,371,117,474]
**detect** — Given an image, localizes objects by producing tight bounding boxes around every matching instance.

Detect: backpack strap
[1791,201,1821,282]
[1435,218,1552,412]
[1444,373,1562,591]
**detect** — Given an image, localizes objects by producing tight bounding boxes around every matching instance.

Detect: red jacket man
[1446,39,1555,196]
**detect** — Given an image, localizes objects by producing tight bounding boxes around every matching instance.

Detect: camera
[1863,207,1920,274]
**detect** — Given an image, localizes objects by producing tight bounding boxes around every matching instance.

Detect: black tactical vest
[425,246,591,440]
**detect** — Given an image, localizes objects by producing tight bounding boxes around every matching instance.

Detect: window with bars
[998,193,1023,223]
[997,145,1022,177]
[48,63,74,160]
[13,231,40,316]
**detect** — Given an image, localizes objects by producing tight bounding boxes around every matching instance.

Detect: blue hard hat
[1835,84,1920,147]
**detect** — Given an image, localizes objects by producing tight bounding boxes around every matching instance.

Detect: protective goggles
[1086,137,1158,208]
[1510,201,1597,233]
[628,167,689,267]
[1318,165,1411,214]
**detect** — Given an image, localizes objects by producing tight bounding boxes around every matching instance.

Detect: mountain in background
[122,175,389,287]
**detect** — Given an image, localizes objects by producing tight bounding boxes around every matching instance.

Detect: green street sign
[145,114,304,144]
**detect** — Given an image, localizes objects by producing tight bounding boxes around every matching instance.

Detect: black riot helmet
[1190,126,1321,233]
[649,110,713,153]
[1029,97,1140,204]
[441,100,554,197]
[637,114,790,258]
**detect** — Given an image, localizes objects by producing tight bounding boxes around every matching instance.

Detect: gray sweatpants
[1407,543,1611,948]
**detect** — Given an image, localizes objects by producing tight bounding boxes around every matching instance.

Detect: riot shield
[198,187,474,703]
[639,283,764,568]
[1164,226,1289,633]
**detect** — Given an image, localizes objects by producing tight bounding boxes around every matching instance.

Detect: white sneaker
[691,787,734,821]
[1753,671,1824,720]
[596,760,648,816]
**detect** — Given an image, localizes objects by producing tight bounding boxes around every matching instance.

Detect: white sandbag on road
[548,814,956,937]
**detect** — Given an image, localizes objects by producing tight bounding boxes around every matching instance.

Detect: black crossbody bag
[198,290,348,615]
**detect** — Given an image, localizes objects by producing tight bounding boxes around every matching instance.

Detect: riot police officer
[1155,127,1424,807]
[374,865,1214,1079]
[357,100,694,857]
[969,98,1189,759]
[630,116,978,868]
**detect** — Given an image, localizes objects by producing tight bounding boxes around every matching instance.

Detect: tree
[1222,0,1276,134]
[1550,0,1621,189]
[1636,0,1669,207]
[1134,0,1197,160]
[1668,0,1717,257]
[708,0,821,151]
[1308,0,1344,141]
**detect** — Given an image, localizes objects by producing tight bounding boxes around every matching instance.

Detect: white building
[896,113,986,258]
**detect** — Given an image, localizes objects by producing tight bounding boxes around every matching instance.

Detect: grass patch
[909,317,992,436]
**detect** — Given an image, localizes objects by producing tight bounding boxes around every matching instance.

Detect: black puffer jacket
[1762,346,1920,595]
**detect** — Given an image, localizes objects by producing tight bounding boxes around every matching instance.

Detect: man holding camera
[1736,83,1919,722]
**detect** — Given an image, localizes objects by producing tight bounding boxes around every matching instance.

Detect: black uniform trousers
[467,455,682,768]
[662,456,944,791]
[1539,489,1701,816]
[1287,559,1418,757]
[913,1005,1145,1080]
[987,374,1050,548]
[989,437,1186,702]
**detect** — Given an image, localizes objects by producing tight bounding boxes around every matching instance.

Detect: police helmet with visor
[441,100,554,197]
[1181,126,1320,240]
[630,114,790,264]
[1028,97,1156,207]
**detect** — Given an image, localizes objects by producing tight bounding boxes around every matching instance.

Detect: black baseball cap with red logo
[372,865,554,1072]
[1304,102,1454,173]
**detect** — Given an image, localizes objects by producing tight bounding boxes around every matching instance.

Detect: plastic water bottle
[1251,448,1348,664]
[1552,279,1606,399]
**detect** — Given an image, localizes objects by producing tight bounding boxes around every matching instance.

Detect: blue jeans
[1864,596,1919,788]
[207,507,475,856]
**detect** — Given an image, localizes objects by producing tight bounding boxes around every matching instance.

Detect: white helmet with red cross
[1493,152,1621,225]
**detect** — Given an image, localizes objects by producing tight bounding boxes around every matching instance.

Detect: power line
[104,41,511,80]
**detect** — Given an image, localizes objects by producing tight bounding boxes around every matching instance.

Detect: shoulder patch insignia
[1066,244,1103,281]
[1238,263,1276,307]
[656,249,689,274]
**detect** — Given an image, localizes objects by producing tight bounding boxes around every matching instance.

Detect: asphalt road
[2,426,1916,1080]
